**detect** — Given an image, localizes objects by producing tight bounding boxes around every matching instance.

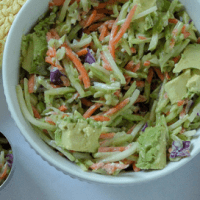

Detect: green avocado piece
[164,69,191,104]
[136,125,167,169]
[173,44,200,73]
[186,74,200,94]
[55,113,102,153]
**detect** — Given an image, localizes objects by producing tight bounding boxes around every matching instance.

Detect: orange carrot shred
[130,47,136,54]
[138,36,146,40]
[0,164,8,180]
[165,72,171,80]
[143,60,151,67]
[98,146,126,152]
[177,100,185,107]
[88,22,103,32]
[173,55,181,64]
[90,162,104,170]
[99,132,115,139]
[132,162,140,172]
[125,60,134,71]
[52,0,65,6]
[99,25,108,41]
[81,98,93,107]
[60,76,70,87]
[28,74,35,94]
[84,10,97,28]
[83,103,102,118]
[134,95,147,103]
[112,5,137,45]
[136,81,145,88]
[32,106,41,119]
[45,117,56,125]
[91,115,110,121]
[132,62,140,73]
[76,48,88,57]
[63,43,90,89]
[147,68,154,84]
[153,67,165,81]
[197,37,200,44]
[46,47,57,57]
[59,105,68,112]
[168,18,178,24]
[104,98,130,116]
[127,125,136,134]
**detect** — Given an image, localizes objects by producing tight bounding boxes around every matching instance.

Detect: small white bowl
[3,0,200,185]
[0,132,15,190]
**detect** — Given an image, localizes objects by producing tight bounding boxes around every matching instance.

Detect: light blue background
[1,72,200,200]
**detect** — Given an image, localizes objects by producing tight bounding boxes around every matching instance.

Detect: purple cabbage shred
[85,48,96,64]
[6,153,13,168]
[50,68,64,85]
[170,141,190,159]
[189,19,192,24]
[141,123,148,132]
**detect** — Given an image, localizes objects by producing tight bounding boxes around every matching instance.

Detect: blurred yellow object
[0,0,27,67]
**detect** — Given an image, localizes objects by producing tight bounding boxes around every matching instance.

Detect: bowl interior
[3,0,200,185]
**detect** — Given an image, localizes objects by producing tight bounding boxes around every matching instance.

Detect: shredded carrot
[125,60,134,71]
[173,55,181,64]
[132,162,140,172]
[99,132,115,139]
[165,72,171,80]
[43,129,49,134]
[46,29,60,41]
[168,18,178,24]
[170,38,175,49]
[143,60,151,67]
[52,0,65,6]
[90,162,104,170]
[181,25,186,34]
[98,146,126,152]
[99,25,108,41]
[83,103,102,118]
[60,76,70,87]
[136,80,145,87]
[130,47,136,54]
[32,106,41,119]
[127,125,136,134]
[46,47,57,57]
[101,52,113,71]
[165,111,170,116]
[88,22,103,32]
[153,67,165,81]
[183,31,190,39]
[134,95,147,103]
[45,56,55,66]
[102,163,129,174]
[132,62,140,73]
[104,98,130,116]
[0,164,8,180]
[62,113,69,118]
[112,5,137,45]
[177,99,185,106]
[76,48,88,57]
[91,115,110,121]
[94,2,107,9]
[138,36,146,40]
[99,20,115,32]
[81,98,93,107]
[114,90,121,98]
[28,74,35,94]
[50,83,62,88]
[59,105,68,112]
[197,37,200,44]
[164,92,168,99]
[96,8,113,15]
[45,117,56,125]
[63,43,90,89]
[109,18,119,58]
[147,68,154,84]
[84,10,97,28]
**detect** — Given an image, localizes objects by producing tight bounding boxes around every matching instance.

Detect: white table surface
[1,72,200,200]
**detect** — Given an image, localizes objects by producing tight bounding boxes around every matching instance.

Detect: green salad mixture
[16,0,200,175]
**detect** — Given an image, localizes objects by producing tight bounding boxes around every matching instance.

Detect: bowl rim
[2,0,200,185]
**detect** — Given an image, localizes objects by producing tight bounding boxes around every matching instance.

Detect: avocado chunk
[186,74,200,94]
[173,44,200,73]
[165,70,191,104]
[55,113,102,153]
[136,124,167,169]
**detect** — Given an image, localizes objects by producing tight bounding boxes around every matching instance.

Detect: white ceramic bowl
[3,0,200,185]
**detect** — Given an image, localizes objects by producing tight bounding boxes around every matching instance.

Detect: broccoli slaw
[16,0,200,175]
